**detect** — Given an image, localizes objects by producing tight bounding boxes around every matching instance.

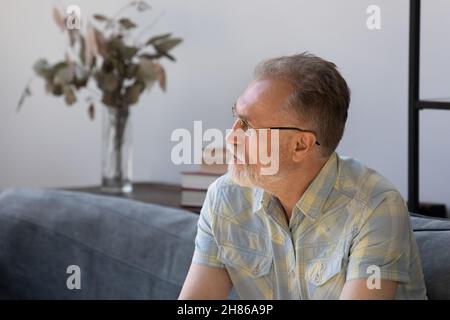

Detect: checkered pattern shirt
[192,152,427,299]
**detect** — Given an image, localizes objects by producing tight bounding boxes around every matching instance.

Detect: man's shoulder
[207,173,241,197]
[336,154,405,210]
[205,174,261,219]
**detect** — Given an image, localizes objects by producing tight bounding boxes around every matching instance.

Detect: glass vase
[101,106,133,193]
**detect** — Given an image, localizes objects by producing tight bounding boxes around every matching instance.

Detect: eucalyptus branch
[16,77,34,112]
[19,2,182,117]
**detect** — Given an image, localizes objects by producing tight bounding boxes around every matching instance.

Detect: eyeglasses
[232,104,320,145]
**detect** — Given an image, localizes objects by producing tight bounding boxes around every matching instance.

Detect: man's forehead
[236,79,292,114]
[239,80,270,106]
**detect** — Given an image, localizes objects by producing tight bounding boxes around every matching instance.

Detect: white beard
[228,162,288,192]
[227,163,257,188]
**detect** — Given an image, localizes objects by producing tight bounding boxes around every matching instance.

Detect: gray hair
[254,52,350,156]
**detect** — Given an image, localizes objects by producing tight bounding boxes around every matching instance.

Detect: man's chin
[228,164,256,188]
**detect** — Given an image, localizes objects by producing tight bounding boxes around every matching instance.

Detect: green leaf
[107,37,125,58]
[121,46,139,60]
[52,7,65,31]
[138,53,158,60]
[46,61,71,85]
[101,91,120,107]
[145,33,172,46]
[107,36,138,61]
[136,57,156,86]
[63,86,77,105]
[93,14,109,22]
[107,39,120,54]
[154,38,182,52]
[52,61,68,72]
[159,50,176,62]
[135,1,151,12]
[74,63,87,81]
[118,18,137,29]
[85,24,98,67]
[124,81,144,105]
[101,72,120,92]
[114,59,126,77]
[92,27,108,58]
[54,64,73,84]
[125,63,138,79]
[52,83,64,96]
[154,62,166,92]
[101,58,115,73]
[73,69,88,89]
[79,35,86,65]
[33,59,50,76]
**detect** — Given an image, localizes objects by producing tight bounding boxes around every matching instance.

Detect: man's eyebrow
[232,102,250,121]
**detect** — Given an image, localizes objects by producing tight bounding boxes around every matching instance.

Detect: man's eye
[239,119,248,130]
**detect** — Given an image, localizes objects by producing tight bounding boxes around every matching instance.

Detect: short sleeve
[346,192,413,283]
[191,186,225,269]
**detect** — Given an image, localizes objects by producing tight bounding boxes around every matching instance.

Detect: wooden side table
[63,182,201,214]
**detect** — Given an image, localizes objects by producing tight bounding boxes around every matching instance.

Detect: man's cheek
[247,135,258,165]
[259,130,280,175]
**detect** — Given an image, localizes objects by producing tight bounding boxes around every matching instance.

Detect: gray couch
[0,188,449,299]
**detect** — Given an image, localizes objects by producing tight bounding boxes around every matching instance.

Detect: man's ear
[292,133,316,162]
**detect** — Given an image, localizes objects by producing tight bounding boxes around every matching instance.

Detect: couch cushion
[411,214,450,300]
[0,188,201,299]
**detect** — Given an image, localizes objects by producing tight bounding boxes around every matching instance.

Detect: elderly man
[179,53,426,300]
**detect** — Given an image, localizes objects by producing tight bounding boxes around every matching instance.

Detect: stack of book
[181,147,230,208]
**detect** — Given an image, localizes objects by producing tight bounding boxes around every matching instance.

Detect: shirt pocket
[305,254,344,286]
[218,244,272,277]
[304,253,347,299]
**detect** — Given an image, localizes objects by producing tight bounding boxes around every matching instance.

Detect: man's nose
[226,120,243,145]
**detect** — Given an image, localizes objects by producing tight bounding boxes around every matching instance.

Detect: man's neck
[265,156,330,223]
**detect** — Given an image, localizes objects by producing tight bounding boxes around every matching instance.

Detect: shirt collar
[295,152,338,220]
[255,152,339,221]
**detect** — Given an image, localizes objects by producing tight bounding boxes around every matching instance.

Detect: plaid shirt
[192,152,427,299]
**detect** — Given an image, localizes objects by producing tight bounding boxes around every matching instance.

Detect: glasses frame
[232,105,321,146]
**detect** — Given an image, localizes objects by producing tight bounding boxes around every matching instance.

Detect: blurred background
[0,0,449,214]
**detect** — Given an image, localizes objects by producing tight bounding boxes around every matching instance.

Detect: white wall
[1,0,449,212]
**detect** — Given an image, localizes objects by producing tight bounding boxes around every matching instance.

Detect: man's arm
[339,279,397,300]
[343,192,414,300]
[178,263,233,300]
[181,177,234,299]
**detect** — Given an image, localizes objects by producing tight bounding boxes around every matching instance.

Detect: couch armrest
[0,188,199,299]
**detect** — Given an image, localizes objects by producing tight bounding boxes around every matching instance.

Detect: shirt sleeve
[191,185,225,269]
[346,191,413,283]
